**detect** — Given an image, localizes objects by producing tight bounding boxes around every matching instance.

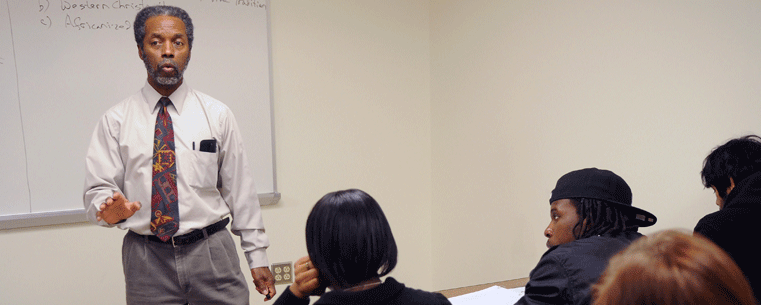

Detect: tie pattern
[151,97,179,241]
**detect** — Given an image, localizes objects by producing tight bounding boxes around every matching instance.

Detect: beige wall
[268,0,433,296]
[430,0,761,290]
[3,1,761,303]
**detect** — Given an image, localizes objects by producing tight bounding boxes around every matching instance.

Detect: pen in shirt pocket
[193,141,195,150]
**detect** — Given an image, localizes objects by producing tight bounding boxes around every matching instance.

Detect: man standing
[695,135,761,301]
[83,5,276,304]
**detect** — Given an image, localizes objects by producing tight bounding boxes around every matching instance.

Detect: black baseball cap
[549,168,656,227]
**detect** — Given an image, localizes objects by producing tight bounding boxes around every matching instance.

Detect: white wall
[3,1,761,303]
[430,0,761,290]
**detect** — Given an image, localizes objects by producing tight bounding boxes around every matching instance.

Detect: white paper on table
[448,285,525,305]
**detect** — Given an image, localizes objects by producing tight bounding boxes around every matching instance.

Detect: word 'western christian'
[57,0,159,11]
[55,0,265,11]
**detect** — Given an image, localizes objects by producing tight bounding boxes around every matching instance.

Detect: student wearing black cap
[515,168,657,305]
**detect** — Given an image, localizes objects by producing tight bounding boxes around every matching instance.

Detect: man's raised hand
[96,192,141,224]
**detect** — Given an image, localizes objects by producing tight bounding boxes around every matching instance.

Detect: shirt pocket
[183,150,219,190]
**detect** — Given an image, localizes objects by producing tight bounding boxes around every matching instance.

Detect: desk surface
[437,277,529,298]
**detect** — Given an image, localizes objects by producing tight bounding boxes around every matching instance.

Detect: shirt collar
[142,81,189,115]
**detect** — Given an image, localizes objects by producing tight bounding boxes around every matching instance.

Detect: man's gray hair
[134,5,194,49]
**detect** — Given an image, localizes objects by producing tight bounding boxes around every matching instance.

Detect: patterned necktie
[151,97,179,241]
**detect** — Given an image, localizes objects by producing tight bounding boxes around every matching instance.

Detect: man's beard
[143,56,189,86]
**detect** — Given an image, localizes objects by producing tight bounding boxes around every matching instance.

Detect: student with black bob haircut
[307,188,397,288]
[695,134,761,300]
[273,189,451,305]
[515,168,657,305]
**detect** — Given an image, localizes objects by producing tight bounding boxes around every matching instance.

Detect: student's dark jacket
[515,231,643,305]
[274,277,451,305]
[695,171,761,302]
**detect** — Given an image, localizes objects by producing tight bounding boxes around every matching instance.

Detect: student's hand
[96,192,141,224]
[290,256,321,299]
[252,266,277,301]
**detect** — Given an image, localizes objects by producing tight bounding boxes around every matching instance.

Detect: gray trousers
[122,229,249,305]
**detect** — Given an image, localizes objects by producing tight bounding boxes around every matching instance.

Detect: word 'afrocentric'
[64,14,131,30]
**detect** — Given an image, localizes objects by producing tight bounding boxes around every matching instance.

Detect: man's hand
[251,266,277,301]
[289,256,321,299]
[96,192,141,224]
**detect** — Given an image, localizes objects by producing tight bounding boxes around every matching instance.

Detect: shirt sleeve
[514,253,570,305]
[82,113,123,227]
[217,107,270,269]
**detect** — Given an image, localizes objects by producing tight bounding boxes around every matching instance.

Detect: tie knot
[159,97,172,107]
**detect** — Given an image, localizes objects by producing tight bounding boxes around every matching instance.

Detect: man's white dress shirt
[84,82,269,268]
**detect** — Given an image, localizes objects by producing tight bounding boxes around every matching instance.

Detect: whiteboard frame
[0,192,280,230]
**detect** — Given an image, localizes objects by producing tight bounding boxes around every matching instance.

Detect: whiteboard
[0,0,278,229]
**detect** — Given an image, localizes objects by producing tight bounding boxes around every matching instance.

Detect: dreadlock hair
[570,198,636,240]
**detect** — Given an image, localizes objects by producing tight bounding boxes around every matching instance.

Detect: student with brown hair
[593,230,756,305]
